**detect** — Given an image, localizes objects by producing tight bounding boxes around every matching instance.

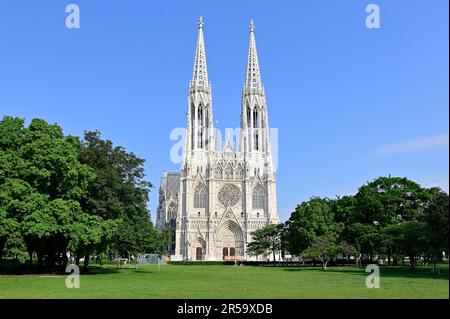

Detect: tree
[350,176,433,264]
[78,131,156,259]
[384,222,429,271]
[0,117,96,270]
[354,176,431,227]
[339,240,358,262]
[423,187,449,272]
[283,197,343,256]
[68,214,121,271]
[150,229,171,257]
[301,233,341,270]
[0,208,21,263]
[247,223,282,262]
[0,117,162,272]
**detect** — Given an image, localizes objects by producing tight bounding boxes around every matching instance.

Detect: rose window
[218,184,241,207]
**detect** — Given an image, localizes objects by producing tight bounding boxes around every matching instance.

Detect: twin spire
[190,17,262,91]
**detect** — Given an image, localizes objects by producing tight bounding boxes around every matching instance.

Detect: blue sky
[0,0,448,222]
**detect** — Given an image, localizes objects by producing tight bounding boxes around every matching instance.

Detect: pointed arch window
[197,105,203,148]
[253,107,258,128]
[214,165,223,179]
[253,107,260,150]
[252,185,265,209]
[168,204,177,228]
[225,164,233,180]
[197,105,203,126]
[194,186,206,208]
[191,104,196,150]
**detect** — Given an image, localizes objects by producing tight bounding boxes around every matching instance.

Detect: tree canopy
[0,116,166,272]
[282,176,448,271]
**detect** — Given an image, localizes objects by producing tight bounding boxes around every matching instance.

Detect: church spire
[244,19,262,92]
[191,16,209,90]
[240,19,271,155]
[185,17,214,155]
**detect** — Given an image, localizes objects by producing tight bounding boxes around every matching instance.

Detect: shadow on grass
[281,265,449,281]
[0,262,137,276]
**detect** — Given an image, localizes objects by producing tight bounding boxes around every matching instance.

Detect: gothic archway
[192,237,206,261]
[222,247,228,260]
[215,220,244,259]
[196,247,203,261]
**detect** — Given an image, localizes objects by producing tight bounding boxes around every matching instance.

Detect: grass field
[0,264,448,299]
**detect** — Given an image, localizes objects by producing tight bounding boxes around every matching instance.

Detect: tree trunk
[355,254,361,268]
[410,255,416,271]
[322,260,328,270]
[393,256,398,266]
[61,251,68,271]
[37,252,44,272]
[29,251,33,267]
[0,241,5,263]
[83,254,90,273]
[432,260,440,273]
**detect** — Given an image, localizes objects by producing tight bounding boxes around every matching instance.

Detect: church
[156,17,279,261]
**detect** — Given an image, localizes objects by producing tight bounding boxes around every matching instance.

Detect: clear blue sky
[0,0,448,222]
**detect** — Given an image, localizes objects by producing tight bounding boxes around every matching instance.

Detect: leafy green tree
[1,117,95,270]
[349,177,433,264]
[339,240,358,262]
[0,208,21,262]
[150,229,171,257]
[78,131,155,259]
[68,215,121,271]
[247,223,282,261]
[384,221,429,270]
[283,197,343,256]
[422,187,449,271]
[0,117,118,271]
[354,176,431,227]
[301,233,341,270]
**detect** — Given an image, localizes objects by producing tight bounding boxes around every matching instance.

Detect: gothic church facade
[157,17,279,261]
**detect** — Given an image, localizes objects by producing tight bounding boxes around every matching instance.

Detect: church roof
[164,172,180,197]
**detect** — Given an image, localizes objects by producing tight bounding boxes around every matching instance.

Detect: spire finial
[249,19,255,32]
[198,16,203,29]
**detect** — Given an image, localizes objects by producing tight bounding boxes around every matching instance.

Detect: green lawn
[0,264,448,299]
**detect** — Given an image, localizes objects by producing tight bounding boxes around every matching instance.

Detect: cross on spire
[249,19,255,32]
